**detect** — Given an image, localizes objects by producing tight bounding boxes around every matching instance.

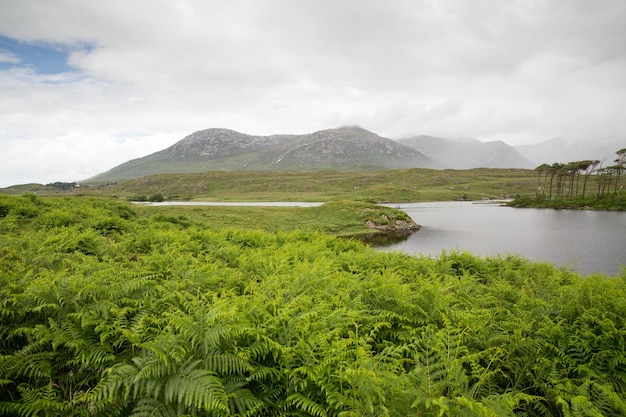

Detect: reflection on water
[375,202,626,277]
[138,200,624,276]
[354,229,415,246]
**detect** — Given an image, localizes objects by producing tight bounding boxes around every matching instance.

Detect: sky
[1,0,625,186]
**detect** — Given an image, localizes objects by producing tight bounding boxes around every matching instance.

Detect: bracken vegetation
[1,194,625,416]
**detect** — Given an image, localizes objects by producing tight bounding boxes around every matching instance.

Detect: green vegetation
[134,200,416,237]
[510,148,626,210]
[100,168,534,202]
[1,168,538,202]
[1,194,625,416]
[509,194,626,211]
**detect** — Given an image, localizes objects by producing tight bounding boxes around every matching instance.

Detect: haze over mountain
[398,135,535,169]
[399,134,625,170]
[515,137,625,166]
[77,126,626,185]
[86,127,440,183]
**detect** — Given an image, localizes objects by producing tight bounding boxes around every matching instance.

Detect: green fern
[163,359,229,413]
[285,392,328,417]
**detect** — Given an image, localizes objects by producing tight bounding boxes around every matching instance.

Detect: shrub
[127,195,148,202]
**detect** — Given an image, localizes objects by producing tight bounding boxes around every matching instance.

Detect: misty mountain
[86,127,441,183]
[515,137,625,166]
[397,135,535,169]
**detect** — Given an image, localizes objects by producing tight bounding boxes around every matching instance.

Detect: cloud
[0,49,20,64]
[0,0,625,186]
[3,131,180,186]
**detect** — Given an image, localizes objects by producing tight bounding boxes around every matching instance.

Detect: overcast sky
[1,0,625,186]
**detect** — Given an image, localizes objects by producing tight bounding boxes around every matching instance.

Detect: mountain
[86,127,441,183]
[515,137,625,166]
[397,135,535,169]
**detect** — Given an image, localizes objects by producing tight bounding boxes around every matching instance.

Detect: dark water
[377,202,626,276]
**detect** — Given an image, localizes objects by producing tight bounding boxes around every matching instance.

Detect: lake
[378,201,626,277]
[144,200,625,276]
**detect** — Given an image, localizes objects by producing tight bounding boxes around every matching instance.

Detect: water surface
[379,202,626,276]
[142,200,625,276]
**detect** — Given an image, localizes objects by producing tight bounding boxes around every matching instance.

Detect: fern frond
[13,382,69,417]
[8,351,54,380]
[164,361,229,413]
[226,386,265,416]
[205,353,253,375]
[285,393,327,417]
[87,362,138,403]
[130,398,178,417]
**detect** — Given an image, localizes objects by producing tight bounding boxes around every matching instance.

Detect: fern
[285,393,328,417]
[204,353,253,375]
[163,360,230,413]
[130,398,178,417]
[9,382,69,417]
[3,195,626,416]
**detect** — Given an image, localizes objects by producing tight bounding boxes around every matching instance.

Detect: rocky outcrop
[364,218,420,234]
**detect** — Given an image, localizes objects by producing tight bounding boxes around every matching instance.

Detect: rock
[364,219,420,233]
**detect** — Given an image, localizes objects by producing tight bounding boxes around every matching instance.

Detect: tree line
[510,147,626,209]
[533,148,625,201]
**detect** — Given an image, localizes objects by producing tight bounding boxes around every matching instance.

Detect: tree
[535,164,551,198]
[547,163,562,199]
[561,162,580,198]
[613,148,626,199]
[581,160,599,199]
[596,167,615,198]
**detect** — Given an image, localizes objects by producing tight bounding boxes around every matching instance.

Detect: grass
[134,199,416,237]
[58,168,539,202]
[509,194,626,211]
[0,168,543,235]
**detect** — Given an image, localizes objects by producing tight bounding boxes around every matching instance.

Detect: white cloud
[0,0,625,186]
[0,50,20,64]
[2,131,180,186]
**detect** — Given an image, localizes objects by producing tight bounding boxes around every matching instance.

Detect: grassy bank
[509,194,626,211]
[134,199,417,237]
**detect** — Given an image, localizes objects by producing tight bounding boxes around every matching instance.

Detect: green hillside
[86,127,440,183]
[75,168,537,203]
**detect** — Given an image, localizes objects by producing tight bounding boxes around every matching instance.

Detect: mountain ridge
[85,126,441,183]
[83,126,625,184]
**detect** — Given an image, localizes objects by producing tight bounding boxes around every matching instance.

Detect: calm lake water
[378,202,626,277]
[146,200,625,276]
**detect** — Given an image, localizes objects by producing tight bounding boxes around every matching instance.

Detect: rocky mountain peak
[85,126,440,182]
[162,128,289,159]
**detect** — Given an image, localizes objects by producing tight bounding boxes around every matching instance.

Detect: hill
[398,135,535,169]
[85,127,440,183]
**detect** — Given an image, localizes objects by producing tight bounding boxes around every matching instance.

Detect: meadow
[1,167,538,202]
[1,194,625,416]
